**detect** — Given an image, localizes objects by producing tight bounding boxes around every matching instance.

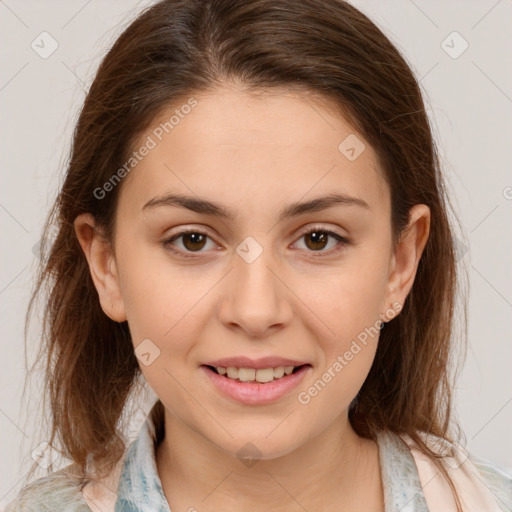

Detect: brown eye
[181,232,207,251]
[163,229,215,257]
[295,227,350,255]
[303,230,329,251]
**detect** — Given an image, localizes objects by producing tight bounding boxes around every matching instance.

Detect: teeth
[284,366,294,375]
[215,365,298,383]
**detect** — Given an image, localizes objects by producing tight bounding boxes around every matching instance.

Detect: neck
[156,408,384,512]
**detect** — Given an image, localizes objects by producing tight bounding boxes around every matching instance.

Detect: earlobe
[73,213,127,323]
[384,204,431,312]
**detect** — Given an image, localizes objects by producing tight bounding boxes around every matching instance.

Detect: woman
[7,1,511,511]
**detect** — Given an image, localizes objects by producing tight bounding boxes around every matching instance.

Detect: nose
[217,251,293,338]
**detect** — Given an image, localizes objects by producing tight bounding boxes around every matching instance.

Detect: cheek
[301,276,382,377]
[293,273,384,425]
[116,240,222,369]
[122,276,208,355]
[116,239,190,331]
[297,259,388,347]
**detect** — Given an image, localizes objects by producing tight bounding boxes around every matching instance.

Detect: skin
[75,83,430,511]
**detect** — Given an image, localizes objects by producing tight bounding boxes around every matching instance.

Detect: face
[76,85,429,460]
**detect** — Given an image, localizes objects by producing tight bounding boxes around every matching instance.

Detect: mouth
[200,363,312,405]
[201,364,311,383]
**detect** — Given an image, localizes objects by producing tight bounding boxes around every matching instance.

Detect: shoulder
[469,453,512,509]
[400,431,512,511]
[3,464,91,512]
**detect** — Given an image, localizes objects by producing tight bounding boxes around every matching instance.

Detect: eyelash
[162,226,350,259]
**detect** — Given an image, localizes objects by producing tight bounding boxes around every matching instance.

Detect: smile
[200,364,312,405]
[207,365,305,383]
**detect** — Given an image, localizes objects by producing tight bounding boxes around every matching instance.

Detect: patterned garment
[4,412,512,511]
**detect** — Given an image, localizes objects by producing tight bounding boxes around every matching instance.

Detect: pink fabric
[402,434,503,511]
[82,463,122,512]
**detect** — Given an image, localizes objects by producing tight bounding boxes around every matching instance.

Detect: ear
[74,213,127,323]
[382,204,430,320]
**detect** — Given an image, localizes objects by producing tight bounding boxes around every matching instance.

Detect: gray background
[1,0,511,506]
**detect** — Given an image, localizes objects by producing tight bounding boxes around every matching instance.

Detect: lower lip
[200,365,311,405]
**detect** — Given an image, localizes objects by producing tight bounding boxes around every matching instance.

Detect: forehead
[119,86,389,218]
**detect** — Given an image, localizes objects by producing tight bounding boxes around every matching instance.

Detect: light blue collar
[114,416,170,512]
[376,429,429,511]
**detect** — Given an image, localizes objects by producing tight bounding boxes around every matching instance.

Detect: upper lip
[202,356,311,369]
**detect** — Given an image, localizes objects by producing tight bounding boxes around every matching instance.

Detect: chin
[213,431,303,463]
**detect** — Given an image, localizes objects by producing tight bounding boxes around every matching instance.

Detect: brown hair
[22,0,468,508]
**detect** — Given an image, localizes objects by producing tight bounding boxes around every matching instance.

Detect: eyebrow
[142,192,370,222]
